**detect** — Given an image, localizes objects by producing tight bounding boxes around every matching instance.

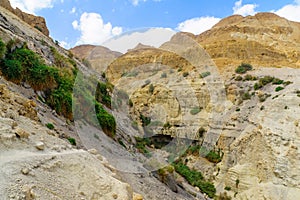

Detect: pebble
[35,142,45,150]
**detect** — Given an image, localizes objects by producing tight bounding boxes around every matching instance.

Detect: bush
[1,44,76,120]
[183,72,189,77]
[235,76,243,81]
[190,107,202,115]
[140,114,151,127]
[149,84,155,94]
[95,102,116,138]
[173,161,216,198]
[68,137,76,145]
[0,38,6,59]
[241,92,251,100]
[275,86,284,92]
[46,123,55,130]
[200,71,211,78]
[235,63,252,74]
[224,186,231,191]
[205,150,222,163]
[95,82,113,108]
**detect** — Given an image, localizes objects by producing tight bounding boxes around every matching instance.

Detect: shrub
[68,137,76,145]
[272,78,284,85]
[244,74,255,81]
[198,127,206,138]
[173,161,216,198]
[95,102,116,138]
[200,71,211,78]
[135,136,151,154]
[190,107,202,115]
[46,123,55,130]
[149,84,155,94]
[140,114,151,127]
[224,186,231,191]
[0,38,6,59]
[241,92,251,100]
[95,82,113,108]
[235,63,252,74]
[183,72,189,77]
[1,44,76,120]
[235,76,243,81]
[205,150,222,163]
[275,86,284,92]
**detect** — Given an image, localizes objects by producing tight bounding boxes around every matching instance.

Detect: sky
[8,0,300,50]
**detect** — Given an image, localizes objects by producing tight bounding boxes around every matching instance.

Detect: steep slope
[0,3,134,200]
[0,0,49,36]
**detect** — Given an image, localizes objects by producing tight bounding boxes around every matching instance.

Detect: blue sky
[9,0,300,49]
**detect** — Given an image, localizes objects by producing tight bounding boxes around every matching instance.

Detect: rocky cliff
[72,12,300,200]
[0,0,49,36]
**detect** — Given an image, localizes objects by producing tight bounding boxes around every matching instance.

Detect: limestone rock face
[0,0,49,36]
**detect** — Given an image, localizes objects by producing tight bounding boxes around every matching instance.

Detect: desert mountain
[2,1,300,199]
[72,12,300,200]
[197,13,300,72]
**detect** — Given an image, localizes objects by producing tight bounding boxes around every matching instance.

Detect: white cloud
[103,28,175,53]
[10,0,55,14]
[233,0,258,16]
[130,0,161,6]
[73,12,123,45]
[177,17,221,35]
[70,7,76,14]
[274,0,300,22]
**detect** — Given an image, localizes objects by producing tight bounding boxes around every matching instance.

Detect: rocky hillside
[72,12,300,200]
[0,3,135,200]
[197,13,300,73]
[0,0,49,36]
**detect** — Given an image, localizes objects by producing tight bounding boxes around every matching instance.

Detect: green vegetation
[46,123,55,130]
[275,86,284,92]
[235,63,252,74]
[140,114,151,127]
[149,84,155,94]
[198,127,206,138]
[254,76,286,91]
[200,71,211,78]
[205,149,223,163]
[95,102,116,138]
[68,137,76,145]
[183,72,189,77]
[163,122,171,129]
[241,92,251,100]
[0,39,76,119]
[0,38,6,58]
[243,74,257,81]
[235,75,243,81]
[134,136,151,155]
[224,186,231,191]
[95,82,113,108]
[172,161,216,198]
[236,179,240,188]
[190,106,202,115]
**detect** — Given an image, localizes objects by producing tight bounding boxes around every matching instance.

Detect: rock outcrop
[0,0,49,36]
[197,13,300,73]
